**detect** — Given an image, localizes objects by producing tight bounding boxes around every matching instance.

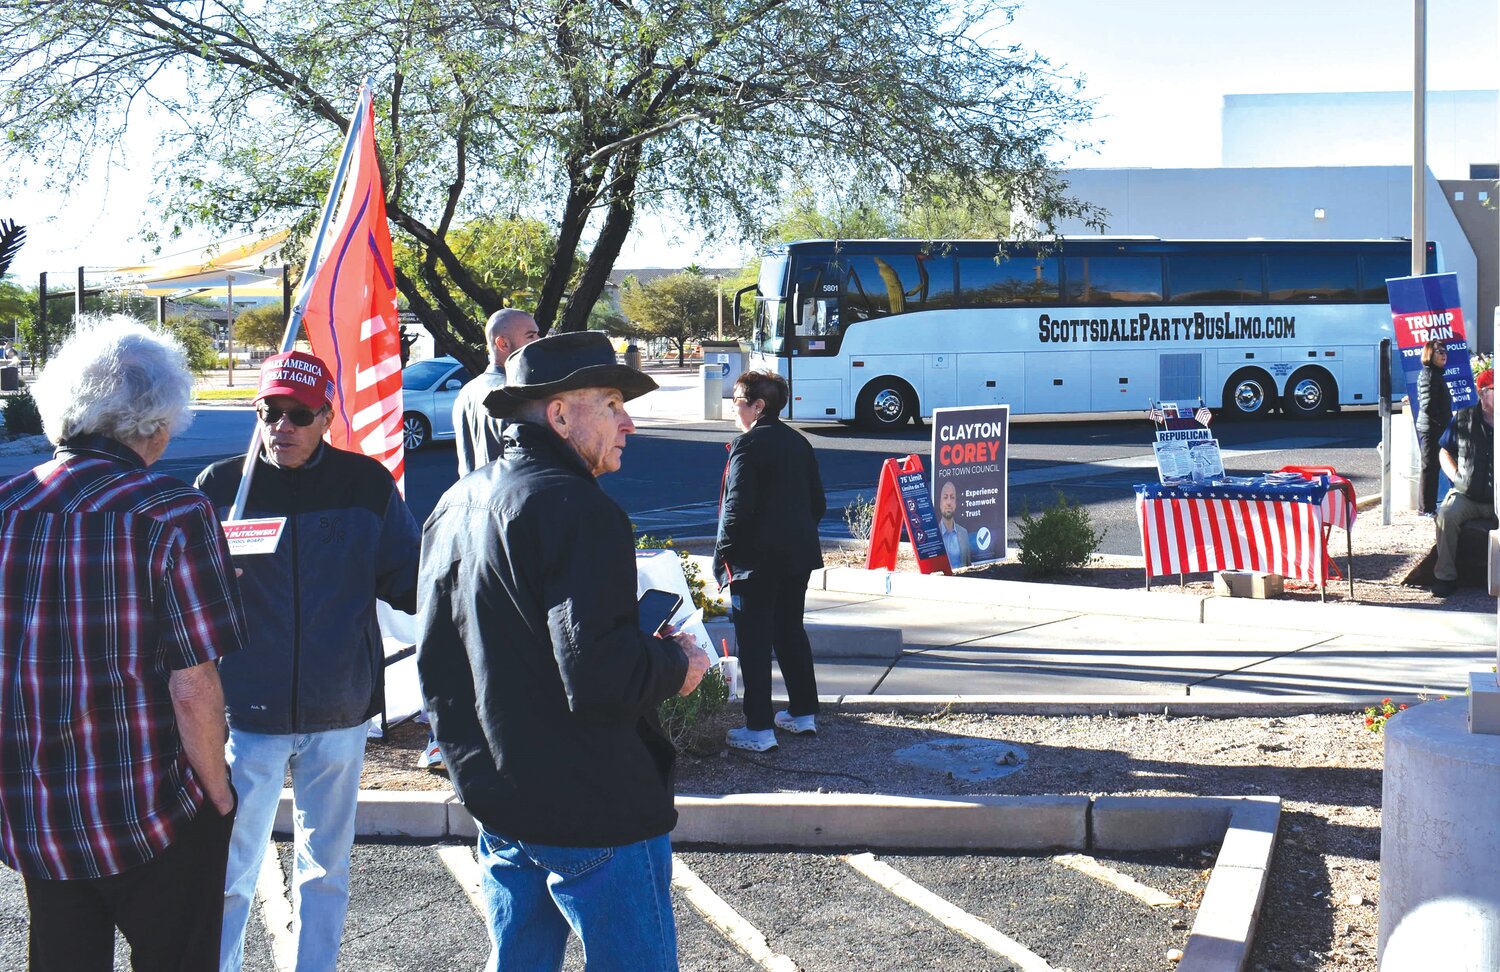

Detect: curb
[826,695,1387,715]
[308,789,1276,972]
[814,566,1497,644]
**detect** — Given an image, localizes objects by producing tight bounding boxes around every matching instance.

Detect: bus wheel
[1283,367,1335,418]
[857,378,916,430]
[1222,369,1276,419]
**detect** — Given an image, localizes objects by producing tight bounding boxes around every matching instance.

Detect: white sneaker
[725,727,778,752]
[774,711,817,735]
[417,741,445,770]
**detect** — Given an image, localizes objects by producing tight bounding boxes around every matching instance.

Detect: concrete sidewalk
[767,566,1495,704]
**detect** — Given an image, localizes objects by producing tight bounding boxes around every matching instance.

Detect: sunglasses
[257,404,325,427]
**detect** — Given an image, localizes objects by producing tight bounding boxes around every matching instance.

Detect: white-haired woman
[0,315,247,970]
[30,314,197,454]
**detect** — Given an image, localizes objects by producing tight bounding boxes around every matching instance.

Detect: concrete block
[1471,672,1500,735]
[273,787,294,834]
[672,793,1087,850]
[1381,698,1500,969]
[805,620,904,659]
[281,789,451,838]
[1178,864,1269,972]
[352,791,451,838]
[1213,570,1284,599]
[447,798,478,840]
[1215,798,1282,870]
[1092,796,1239,850]
[820,567,895,596]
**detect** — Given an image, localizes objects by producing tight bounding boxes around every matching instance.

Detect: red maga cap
[256,351,335,409]
[1477,369,1494,392]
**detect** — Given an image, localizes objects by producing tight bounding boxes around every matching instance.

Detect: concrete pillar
[1379,698,1500,969]
[700,365,723,420]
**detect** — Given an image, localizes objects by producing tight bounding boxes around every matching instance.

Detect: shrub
[843,493,876,541]
[634,532,727,618]
[1015,491,1102,577]
[658,665,729,753]
[2,388,43,437]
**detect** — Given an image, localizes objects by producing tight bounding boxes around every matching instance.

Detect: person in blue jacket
[196,350,419,972]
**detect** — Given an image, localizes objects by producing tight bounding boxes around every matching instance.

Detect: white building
[1047,90,1497,351]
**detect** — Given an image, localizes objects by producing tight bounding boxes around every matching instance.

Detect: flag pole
[228,81,372,521]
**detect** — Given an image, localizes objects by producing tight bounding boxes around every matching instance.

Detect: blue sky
[3,0,1494,279]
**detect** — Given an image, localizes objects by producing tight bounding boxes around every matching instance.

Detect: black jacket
[713,415,826,588]
[416,422,688,847]
[1417,363,1453,435]
[196,444,419,733]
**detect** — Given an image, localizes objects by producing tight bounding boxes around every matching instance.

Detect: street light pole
[715,275,724,340]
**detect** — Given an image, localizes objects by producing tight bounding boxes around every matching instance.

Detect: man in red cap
[195,350,421,970]
[1433,367,1495,597]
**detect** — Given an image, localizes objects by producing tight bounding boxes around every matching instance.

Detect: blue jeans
[476,827,678,972]
[220,724,367,972]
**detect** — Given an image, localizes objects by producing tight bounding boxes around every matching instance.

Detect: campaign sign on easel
[930,405,1009,569]
[1387,272,1476,426]
[865,454,952,575]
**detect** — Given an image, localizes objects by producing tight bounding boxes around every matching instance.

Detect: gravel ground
[365,708,1390,971]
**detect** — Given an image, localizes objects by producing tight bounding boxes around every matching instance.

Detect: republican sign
[1386,272,1476,424]
[930,405,1009,569]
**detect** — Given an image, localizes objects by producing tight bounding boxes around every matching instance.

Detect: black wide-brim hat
[484,330,658,418]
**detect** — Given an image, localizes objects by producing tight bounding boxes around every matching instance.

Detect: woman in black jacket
[714,371,826,752]
[1416,339,1452,515]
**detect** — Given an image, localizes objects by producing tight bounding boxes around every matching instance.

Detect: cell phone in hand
[637,589,684,637]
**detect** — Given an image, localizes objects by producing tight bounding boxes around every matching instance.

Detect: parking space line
[436,844,490,917]
[671,855,801,972]
[1052,853,1182,908]
[256,843,297,972]
[842,853,1055,972]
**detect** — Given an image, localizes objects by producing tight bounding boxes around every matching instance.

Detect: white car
[401,356,471,450]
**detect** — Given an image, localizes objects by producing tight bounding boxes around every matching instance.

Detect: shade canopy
[117,230,292,297]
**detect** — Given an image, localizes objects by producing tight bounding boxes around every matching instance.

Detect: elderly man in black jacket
[417,331,709,972]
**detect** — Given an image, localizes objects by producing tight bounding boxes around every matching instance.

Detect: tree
[0,0,1097,375]
[160,316,219,374]
[0,221,24,277]
[234,304,288,352]
[619,273,716,367]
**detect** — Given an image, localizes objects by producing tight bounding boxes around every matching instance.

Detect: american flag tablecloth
[1134,479,1352,584]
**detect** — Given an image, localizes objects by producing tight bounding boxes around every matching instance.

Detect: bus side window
[841,254,950,320]
[1267,251,1359,302]
[1167,253,1265,303]
[1064,256,1163,305]
[1358,252,1410,302]
[957,254,1059,305]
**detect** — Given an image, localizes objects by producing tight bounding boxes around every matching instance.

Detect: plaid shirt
[0,434,247,880]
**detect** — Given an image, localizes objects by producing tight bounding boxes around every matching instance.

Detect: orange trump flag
[300,88,405,494]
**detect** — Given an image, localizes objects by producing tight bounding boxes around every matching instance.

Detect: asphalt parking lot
[0,837,1214,971]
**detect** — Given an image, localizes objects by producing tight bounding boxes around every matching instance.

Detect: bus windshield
[752,254,789,353]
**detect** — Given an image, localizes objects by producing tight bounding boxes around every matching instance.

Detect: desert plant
[2,388,42,437]
[634,532,727,618]
[657,665,729,753]
[843,493,876,541]
[1015,491,1103,577]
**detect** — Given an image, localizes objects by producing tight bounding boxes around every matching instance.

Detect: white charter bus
[742,238,1437,428]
